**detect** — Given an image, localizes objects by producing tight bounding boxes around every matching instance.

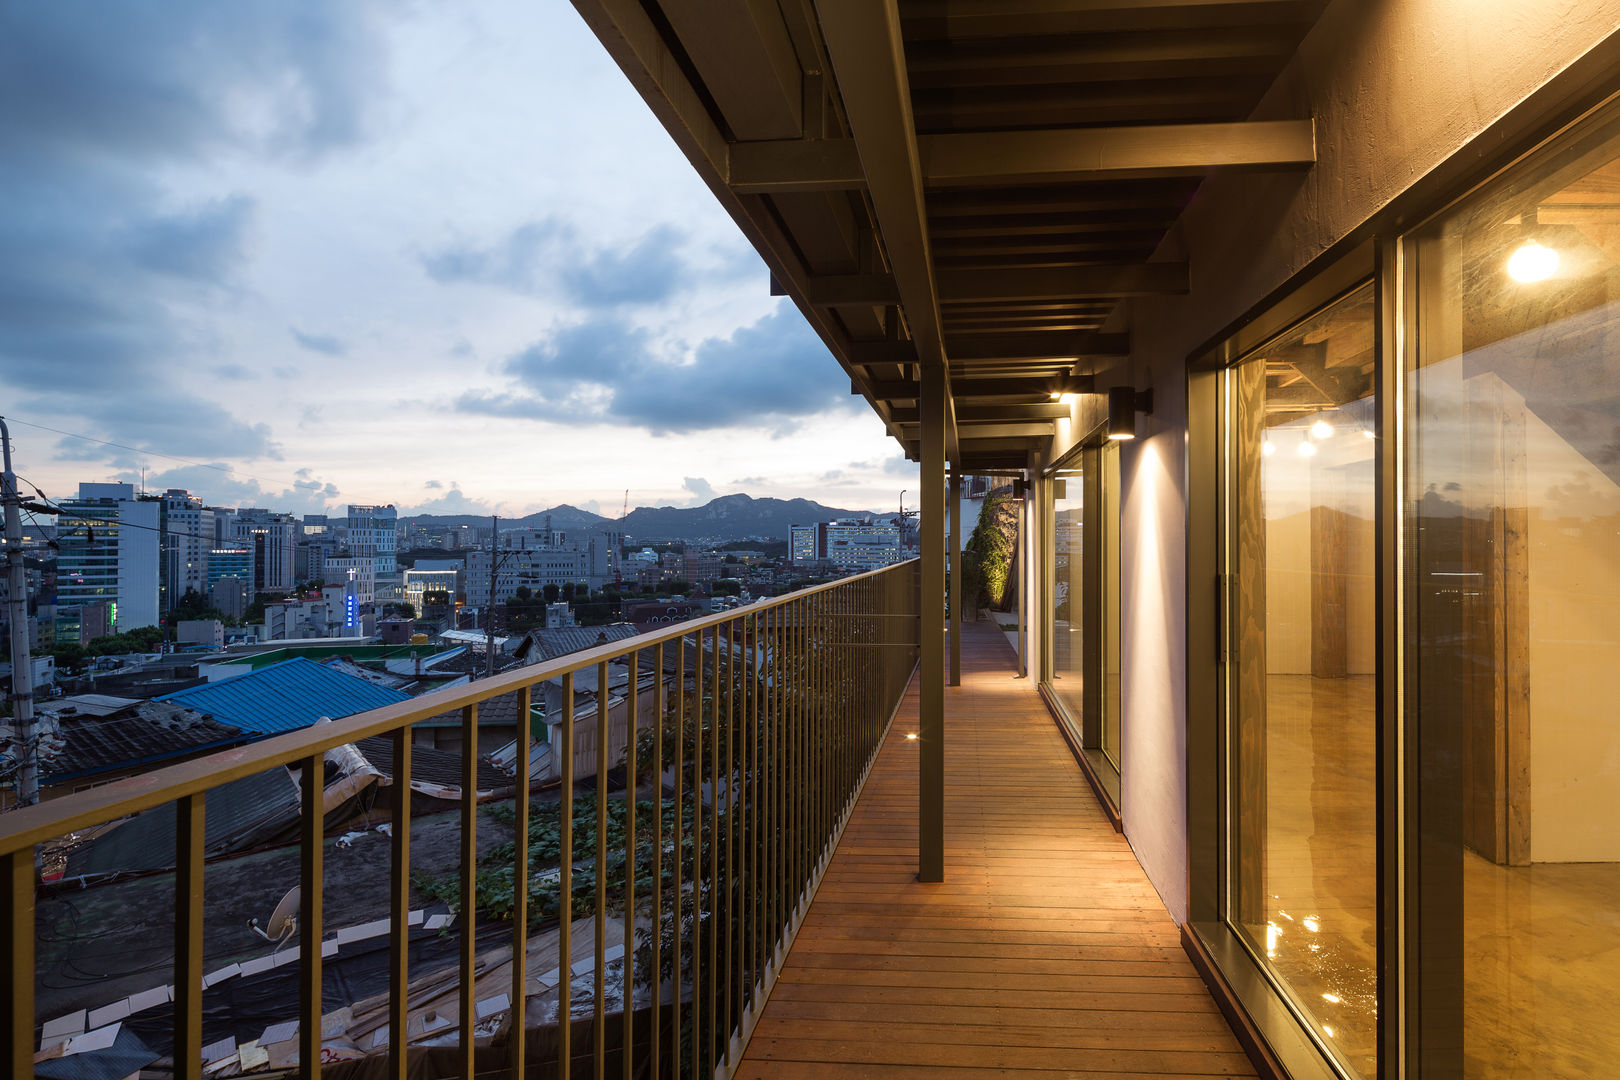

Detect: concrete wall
[1041,0,1620,922]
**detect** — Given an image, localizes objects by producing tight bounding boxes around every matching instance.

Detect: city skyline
[1,2,917,520]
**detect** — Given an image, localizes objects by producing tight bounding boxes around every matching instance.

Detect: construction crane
[615,489,629,586]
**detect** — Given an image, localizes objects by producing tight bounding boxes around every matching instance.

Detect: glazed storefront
[1177,94,1620,1079]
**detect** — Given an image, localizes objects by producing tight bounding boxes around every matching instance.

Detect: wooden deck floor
[736,618,1256,1079]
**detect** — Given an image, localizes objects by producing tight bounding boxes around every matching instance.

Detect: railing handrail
[0,560,919,856]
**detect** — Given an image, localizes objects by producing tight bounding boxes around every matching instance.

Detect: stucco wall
[1043,0,1620,923]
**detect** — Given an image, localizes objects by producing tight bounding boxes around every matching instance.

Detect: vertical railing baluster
[623,650,637,1080]
[651,641,665,1080]
[722,617,734,1061]
[174,793,204,1080]
[458,703,479,1080]
[747,610,758,1007]
[299,755,323,1080]
[511,687,530,1080]
[672,638,685,1078]
[389,728,412,1080]
[594,658,609,1080]
[3,846,32,1080]
[560,672,575,1080]
[707,625,719,1076]
[690,629,702,1080]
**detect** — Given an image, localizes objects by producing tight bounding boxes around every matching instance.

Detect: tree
[667,579,690,596]
[173,586,225,623]
[560,583,576,601]
[46,642,88,674]
[514,585,532,601]
[710,578,742,597]
[542,583,560,604]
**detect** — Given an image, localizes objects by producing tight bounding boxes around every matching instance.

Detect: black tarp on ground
[34,1025,160,1080]
[117,915,510,1052]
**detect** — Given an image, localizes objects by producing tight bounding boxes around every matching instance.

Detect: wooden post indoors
[949,469,961,687]
[919,363,947,882]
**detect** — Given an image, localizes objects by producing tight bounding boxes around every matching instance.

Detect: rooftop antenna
[249,885,301,951]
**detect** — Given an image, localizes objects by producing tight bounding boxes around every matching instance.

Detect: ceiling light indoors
[1507,240,1559,283]
[1310,419,1334,440]
[1262,439,1277,457]
[1297,439,1318,458]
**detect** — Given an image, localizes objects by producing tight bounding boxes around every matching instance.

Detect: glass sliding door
[1224,282,1379,1079]
[1405,101,1620,1079]
[1045,439,1122,801]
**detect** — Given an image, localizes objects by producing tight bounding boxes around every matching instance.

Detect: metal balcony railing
[3,561,920,1079]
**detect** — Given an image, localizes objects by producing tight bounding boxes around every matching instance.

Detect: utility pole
[486,515,499,680]
[898,490,906,564]
[1,418,38,806]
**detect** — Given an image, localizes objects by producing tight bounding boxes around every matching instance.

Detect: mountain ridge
[399,493,882,541]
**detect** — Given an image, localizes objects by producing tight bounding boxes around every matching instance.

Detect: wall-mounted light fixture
[1107,386,1154,440]
[1507,239,1559,283]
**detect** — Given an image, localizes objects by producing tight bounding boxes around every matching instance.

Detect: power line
[1,416,331,496]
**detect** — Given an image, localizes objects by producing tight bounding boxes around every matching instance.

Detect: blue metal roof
[157,657,411,735]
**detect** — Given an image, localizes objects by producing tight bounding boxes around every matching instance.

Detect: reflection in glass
[1228,283,1378,1078]
[1047,443,1122,791]
[1407,109,1620,1078]
[1052,458,1085,721]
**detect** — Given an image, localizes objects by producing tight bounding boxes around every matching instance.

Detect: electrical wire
[2,415,331,497]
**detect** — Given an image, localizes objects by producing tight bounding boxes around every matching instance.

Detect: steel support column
[949,469,961,687]
[919,364,946,882]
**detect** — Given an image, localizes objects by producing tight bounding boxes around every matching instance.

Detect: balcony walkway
[737,618,1255,1079]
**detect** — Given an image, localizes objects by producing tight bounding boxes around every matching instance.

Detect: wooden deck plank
[735,619,1254,1078]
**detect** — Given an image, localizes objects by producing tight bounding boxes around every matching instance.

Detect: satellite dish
[248,886,301,950]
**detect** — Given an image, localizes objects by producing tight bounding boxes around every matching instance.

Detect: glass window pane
[1101,443,1122,769]
[1051,460,1085,722]
[1406,105,1620,1078]
[1228,282,1378,1078]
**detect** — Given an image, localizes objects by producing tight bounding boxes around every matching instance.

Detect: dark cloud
[422,219,753,308]
[20,388,282,463]
[455,303,854,434]
[424,479,443,489]
[0,3,388,164]
[126,195,255,280]
[292,328,347,356]
[562,225,685,306]
[0,3,390,472]
[214,363,258,381]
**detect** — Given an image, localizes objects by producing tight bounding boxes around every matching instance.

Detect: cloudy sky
[0,2,913,520]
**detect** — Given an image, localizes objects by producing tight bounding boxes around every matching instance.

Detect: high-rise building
[344,504,398,585]
[789,519,902,572]
[155,489,214,612]
[231,510,297,595]
[55,483,161,631]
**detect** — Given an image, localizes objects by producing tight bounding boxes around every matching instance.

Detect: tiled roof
[527,624,639,661]
[157,658,411,736]
[420,688,525,729]
[43,702,246,783]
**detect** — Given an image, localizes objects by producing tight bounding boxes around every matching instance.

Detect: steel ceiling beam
[938,263,1189,301]
[724,119,1313,192]
[811,0,956,458]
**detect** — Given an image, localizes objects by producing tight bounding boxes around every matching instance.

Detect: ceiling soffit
[572,0,1329,470]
